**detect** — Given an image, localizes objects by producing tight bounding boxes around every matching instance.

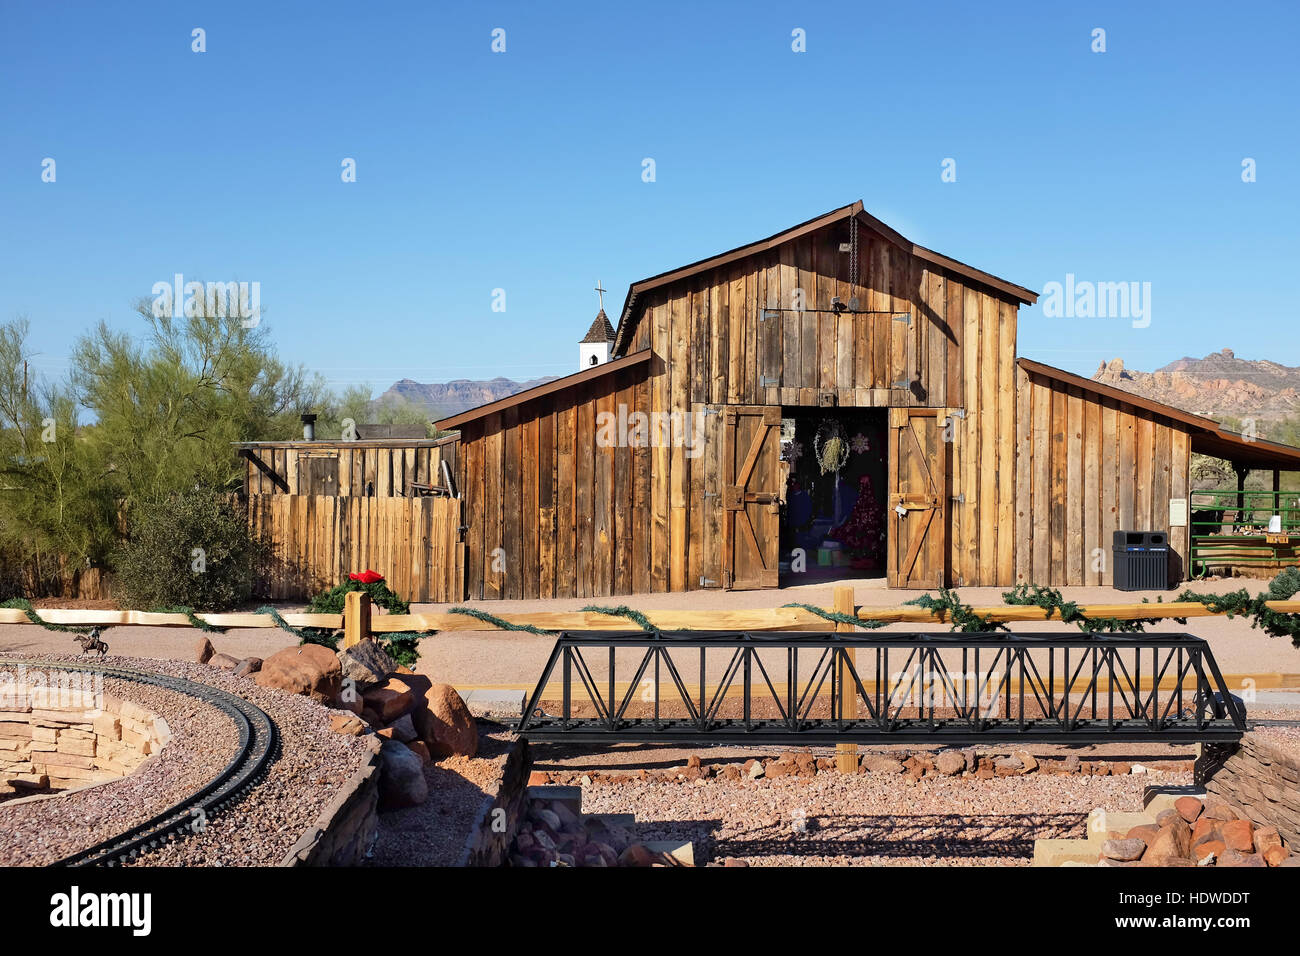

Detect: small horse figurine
[75,627,109,658]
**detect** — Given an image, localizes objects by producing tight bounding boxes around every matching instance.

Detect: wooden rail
[4,599,1300,633]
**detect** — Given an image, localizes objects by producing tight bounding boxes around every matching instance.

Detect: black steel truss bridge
[515,631,1247,746]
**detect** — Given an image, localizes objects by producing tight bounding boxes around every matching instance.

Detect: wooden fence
[247,493,464,602]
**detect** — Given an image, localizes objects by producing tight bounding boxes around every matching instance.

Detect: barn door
[887,407,949,588]
[722,406,781,589]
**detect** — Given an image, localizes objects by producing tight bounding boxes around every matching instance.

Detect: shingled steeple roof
[580,309,616,344]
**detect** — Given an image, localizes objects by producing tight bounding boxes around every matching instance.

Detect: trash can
[1111,530,1169,590]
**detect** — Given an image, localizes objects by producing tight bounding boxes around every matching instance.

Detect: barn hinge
[761,309,781,322]
[947,408,966,419]
[699,576,720,588]
[892,312,912,325]
[950,493,965,504]
[760,375,780,387]
[703,491,719,500]
[701,406,722,416]
[891,379,909,390]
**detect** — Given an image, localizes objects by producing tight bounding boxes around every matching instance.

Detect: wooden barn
[435,200,1300,601]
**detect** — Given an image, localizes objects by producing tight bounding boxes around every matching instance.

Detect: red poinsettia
[348,569,385,584]
[832,474,885,560]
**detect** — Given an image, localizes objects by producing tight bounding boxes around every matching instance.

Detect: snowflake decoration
[850,432,870,454]
[784,439,803,463]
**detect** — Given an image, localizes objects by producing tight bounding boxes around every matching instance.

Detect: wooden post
[343,590,371,649]
[834,585,858,773]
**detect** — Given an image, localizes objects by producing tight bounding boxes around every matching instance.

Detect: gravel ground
[366,727,517,867]
[0,654,373,867]
[571,761,1193,866]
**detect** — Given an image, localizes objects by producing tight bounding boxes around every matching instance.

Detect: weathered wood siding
[242,440,458,498]
[622,220,1021,588]
[456,362,655,600]
[1014,367,1191,587]
[248,493,463,602]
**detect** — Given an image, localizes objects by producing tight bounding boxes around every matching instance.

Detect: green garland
[1000,584,1179,634]
[781,602,887,630]
[0,597,96,635]
[447,606,556,635]
[151,605,228,633]
[580,604,661,632]
[903,589,1008,633]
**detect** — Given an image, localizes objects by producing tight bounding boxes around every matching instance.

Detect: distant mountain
[377,375,560,422]
[1093,349,1300,423]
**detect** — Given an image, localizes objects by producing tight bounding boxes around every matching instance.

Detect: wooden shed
[437,200,1300,601]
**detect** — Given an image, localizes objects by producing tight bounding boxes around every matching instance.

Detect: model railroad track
[0,658,279,868]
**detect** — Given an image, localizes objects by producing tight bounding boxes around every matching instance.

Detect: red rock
[329,714,365,736]
[1191,817,1218,844]
[233,657,262,678]
[407,740,431,765]
[413,683,478,758]
[528,770,552,786]
[1218,819,1254,852]
[1194,840,1225,862]
[1174,796,1203,823]
[1110,761,1131,775]
[618,844,658,867]
[362,677,415,723]
[1143,822,1193,865]
[1254,826,1282,854]
[723,857,749,867]
[254,643,342,702]
[1126,824,1160,845]
[765,761,793,778]
[209,653,240,670]
[1218,849,1265,868]
[1264,845,1291,866]
[1155,808,1182,828]
[685,754,701,769]
[1101,838,1146,861]
[195,636,214,665]
[1203,793,1238,821]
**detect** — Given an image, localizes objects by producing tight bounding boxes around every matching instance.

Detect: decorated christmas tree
[831,473,885,562]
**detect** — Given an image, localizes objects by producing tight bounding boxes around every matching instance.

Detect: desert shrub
[114,490,267,611]
[306,576,419,666]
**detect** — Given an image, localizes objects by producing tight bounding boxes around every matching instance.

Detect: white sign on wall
[1169,498,1188,527]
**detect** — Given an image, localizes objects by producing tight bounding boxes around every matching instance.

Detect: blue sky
[2,1,1296,395]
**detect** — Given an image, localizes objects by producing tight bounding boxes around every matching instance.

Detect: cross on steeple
[594,280,606,312]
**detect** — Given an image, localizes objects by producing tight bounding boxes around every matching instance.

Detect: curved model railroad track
[0,658,279,868]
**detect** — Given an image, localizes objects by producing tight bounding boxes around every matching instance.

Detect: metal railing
[516,630,1247,746]
[1190,488,1300,576]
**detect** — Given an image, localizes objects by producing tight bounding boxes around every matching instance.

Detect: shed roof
[433,349,653,431]
[612,200,1039,354]
[1017,358,1300,471]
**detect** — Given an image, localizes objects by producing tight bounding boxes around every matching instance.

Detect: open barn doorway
[778,407,888,588]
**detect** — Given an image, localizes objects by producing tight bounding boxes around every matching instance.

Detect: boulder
[1254,826,1282,854]
[1264,845,1291,866]
[195,637,215,665]
[1126,824,1160,846]
[329,714,365,736]
[1194,840,1225,863]
[337,639,396,689]
[233,658,262,678]
[407,740,432,765]
[1143,822,1193,865]
[1203,793,1238,821]
[208,653,240,671]
[1174,796,1204,823]
[1218,819,1254,852]
[860,755,904,774]
[935,750,966,776]
[413,683,478,758]
[378,739,428,810]
[1101,838,1146,862]
[254,643,342,703]
[385,712,419,743]
[1218,849,1265,868]
[362,677,416,724]
[1013,751,1038,773]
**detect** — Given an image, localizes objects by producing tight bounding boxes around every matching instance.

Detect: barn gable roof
[433,348,652,431]
[612,200,1039,355]
[1018,358,1300,470]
